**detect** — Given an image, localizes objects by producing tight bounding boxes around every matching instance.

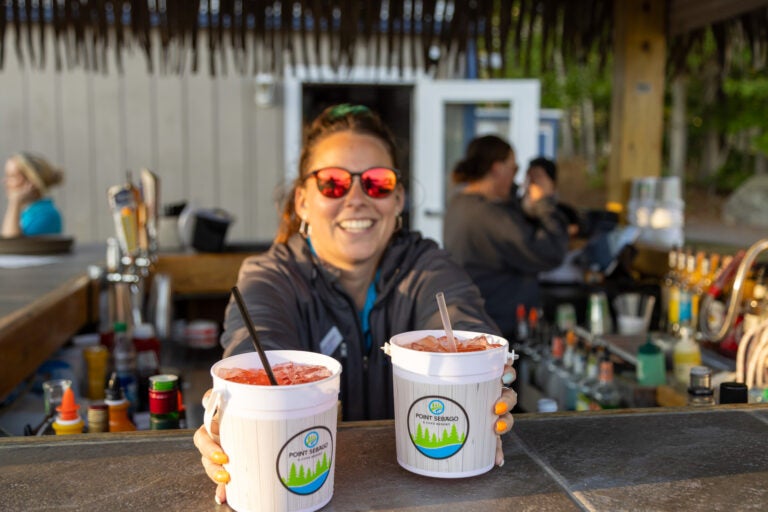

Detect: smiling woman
[193,104,519,506]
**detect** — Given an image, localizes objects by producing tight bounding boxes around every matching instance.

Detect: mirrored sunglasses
[305,167,400,199]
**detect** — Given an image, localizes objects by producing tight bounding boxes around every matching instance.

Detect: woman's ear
[295,185,309,220]
[395,186,405,212]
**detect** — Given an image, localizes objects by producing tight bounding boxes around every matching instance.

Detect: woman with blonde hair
[2,152,64,237]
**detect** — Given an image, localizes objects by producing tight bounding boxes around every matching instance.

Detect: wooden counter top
[0,246,258,402]
[0,244,103,402]
[1,406,766,511]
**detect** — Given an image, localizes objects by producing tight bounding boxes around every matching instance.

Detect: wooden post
[608,0,667,206]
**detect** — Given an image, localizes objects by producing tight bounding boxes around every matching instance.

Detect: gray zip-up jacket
[443,193,569,338]
[220,230,499,421]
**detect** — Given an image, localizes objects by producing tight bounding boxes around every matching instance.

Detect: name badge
[319,326,343,356]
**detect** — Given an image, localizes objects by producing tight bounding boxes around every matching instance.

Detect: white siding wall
[0,29,284,245]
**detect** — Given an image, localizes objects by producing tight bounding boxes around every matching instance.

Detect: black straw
[231,286,278,386]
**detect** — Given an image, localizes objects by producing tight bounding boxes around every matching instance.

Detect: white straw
[436,292,458,352]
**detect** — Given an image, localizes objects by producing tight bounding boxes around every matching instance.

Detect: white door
[412,80,541,245]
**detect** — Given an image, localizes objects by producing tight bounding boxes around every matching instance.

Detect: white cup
[618,315,646,335]
[383,330,509,478]
[204,351,341,512]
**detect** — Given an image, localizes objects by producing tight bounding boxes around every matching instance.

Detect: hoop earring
[299,218,312,238]
[395,214,403,232]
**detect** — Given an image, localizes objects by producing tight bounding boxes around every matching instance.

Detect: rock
[722,174,768,228]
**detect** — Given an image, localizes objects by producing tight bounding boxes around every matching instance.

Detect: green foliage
[412,423,466,448]
[282,455,331,487]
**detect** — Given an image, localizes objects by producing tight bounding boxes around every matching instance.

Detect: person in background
[2,152,63,237]
[193,105,518,505]
[527,157,582,239]
[443,135,569,340]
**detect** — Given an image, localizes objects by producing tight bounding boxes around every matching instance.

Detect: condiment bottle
[87,403,109,433]
[83,345,109,400]
[105,372,137,432]
[148,374,180,430]
[673,327,701,386]
[636,335,666,387]
[52,388,84,435]
[687,366,715,406]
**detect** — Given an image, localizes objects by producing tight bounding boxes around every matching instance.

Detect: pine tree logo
[277,426,334,495]
[407,395,468,459]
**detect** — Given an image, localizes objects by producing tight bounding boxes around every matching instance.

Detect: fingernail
[495,402,508,415]
[214,494,222,505]
[211,451,229,464]
[498,458,505,468]
[502,371,515,385]
[214,469,231,484]
[495,420,508,433]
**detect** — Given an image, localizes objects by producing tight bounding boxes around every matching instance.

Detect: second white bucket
[384,330,509,478]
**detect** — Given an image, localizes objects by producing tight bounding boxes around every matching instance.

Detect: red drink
[218,362,332,385]
[405,334,502,352]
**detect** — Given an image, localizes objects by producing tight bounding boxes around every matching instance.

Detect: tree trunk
[668,74,688,181]
[553,48,575,158]
[701,59,724,186]
[581,97,597,176]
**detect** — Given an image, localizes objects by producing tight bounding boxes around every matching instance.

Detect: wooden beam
[608,0,667,206]
[669,0,768,36]
[154,253,255,296]
[0,275,98,402]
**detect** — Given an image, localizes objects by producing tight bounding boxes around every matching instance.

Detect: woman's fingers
[494,385,517,467]
[193,425,230,481]
[215,483,227,505]
[502,365,517,386]
[495,437,505,467]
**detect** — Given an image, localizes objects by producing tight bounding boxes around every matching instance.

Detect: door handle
[424,209,444,218]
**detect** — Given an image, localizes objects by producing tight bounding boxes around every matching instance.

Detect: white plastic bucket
[204,351,341,512]
[384,330,509,478]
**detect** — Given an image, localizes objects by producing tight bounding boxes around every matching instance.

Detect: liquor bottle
[113,322,139,417]
[133,323,161,412]
[660,248,679,332]
[677,250,695,331]
[592,359,622,409]
[743,266,766,334]
[562,335,584,411]
[545,335,568,408]
[667,247,684,334]
[687,366,715,406]
[691,254,711,333]
[515,304,528,343]
[575,345,600,411]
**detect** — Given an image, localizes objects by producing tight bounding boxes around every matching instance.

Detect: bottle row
[514,312,751,413]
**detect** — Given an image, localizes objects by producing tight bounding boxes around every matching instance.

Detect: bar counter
[2,405,767,511]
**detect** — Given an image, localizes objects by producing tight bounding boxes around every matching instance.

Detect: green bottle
[636,336,666,387]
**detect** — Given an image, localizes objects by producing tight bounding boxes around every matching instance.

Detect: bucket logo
[277,426,333,495]
[407,395,468,459]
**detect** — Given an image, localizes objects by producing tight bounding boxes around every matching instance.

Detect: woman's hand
[193,390,230,505]
[493,363,518,466]
[6,180,36,204]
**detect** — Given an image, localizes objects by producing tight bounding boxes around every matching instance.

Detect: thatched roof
[1,1,767,77]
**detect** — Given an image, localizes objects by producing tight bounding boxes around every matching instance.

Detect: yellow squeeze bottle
[52,388,85,435]
[673,327,701,386]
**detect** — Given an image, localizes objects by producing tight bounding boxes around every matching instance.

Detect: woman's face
[295,131,404,272]
[4,158,31,197]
